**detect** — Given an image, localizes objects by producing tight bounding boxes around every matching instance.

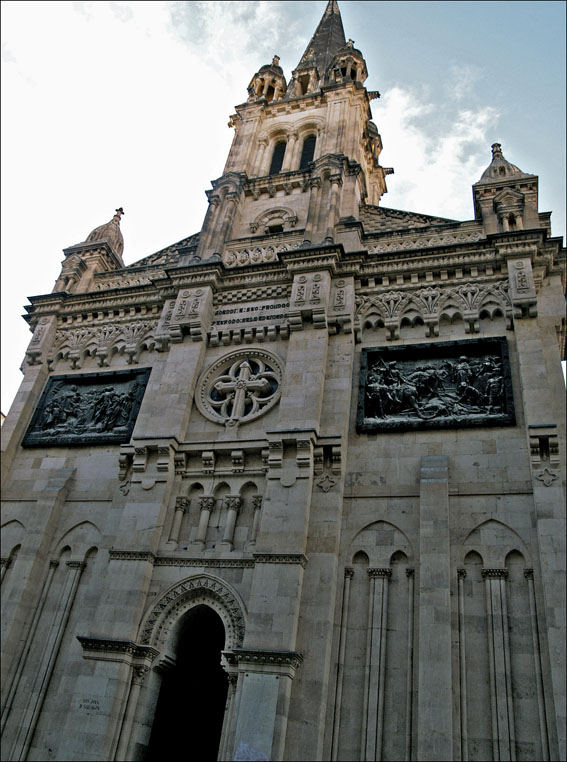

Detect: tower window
[269,141,286,175]
[299,135,316,170]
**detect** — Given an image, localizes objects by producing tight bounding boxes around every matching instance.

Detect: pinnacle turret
[84,207,125,259]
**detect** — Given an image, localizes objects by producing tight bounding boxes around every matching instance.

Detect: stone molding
[49,320,159,369]
[368,567,392,578]
[154,557,255,569]
[354,280,512,341]
[366,229,483,255]
[253,553,308,568]
[109,550,155,563]
[481,568,509,579]
[139,574,246,649]
[229,648,304,671]
[77,636,158,664]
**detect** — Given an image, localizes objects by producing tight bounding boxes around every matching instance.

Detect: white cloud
[377,86,499,219]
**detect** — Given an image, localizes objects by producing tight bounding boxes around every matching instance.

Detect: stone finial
[346,38,355,48]
[491,143,503,159]
[83,207,125,260]
[272,55,280,67]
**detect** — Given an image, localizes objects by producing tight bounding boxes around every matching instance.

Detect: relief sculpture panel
[22,369,150,446]
[357,338,515,432]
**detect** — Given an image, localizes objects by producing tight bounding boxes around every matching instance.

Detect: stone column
[303,177,322,244]
[482,568,516,761]
[458,568,469,762]
[247,496,263,547]
[331,567,354,761]
[12,560,85,761]
[510,268,566,760]
[255,140,268,176]
[196,194,221,259]
[1,560,59,734]
[524,569,550,761]
[416,455,453,761]
[363,567,391,762]
[216,191,239,254]
[281,132,298,172]
[116,665,150,761]
[405,568,415,762]
[221,496,242,549]
[167,497,189,545]
[324,174,342,242]
[194,496,216,548]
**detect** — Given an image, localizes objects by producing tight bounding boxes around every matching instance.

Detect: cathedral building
[1,2,565,760]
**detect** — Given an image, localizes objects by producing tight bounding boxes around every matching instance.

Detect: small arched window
[269,141,286,175]
[298,135,316,170]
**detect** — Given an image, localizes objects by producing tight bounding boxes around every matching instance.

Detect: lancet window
[298,135,316,170]
[268,141,287,175]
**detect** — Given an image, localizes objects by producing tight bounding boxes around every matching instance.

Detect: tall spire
[296,0,346,78]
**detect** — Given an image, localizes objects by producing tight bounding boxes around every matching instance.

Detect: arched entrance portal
[145,605,229,761]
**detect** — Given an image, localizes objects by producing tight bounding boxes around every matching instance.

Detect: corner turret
[473,144,540,234]
[247,56,287,103]
[53,208,125,294]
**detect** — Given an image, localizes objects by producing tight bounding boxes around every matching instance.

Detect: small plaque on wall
[22,368,151,447]
[357,338,515,433]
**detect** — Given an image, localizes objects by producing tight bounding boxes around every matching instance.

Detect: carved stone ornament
[357,338,515,433]
[22,368,150,447]
[195,349,283,428]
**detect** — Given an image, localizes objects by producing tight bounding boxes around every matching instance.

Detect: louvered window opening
[269,142,287,175]
[299,136,316,170]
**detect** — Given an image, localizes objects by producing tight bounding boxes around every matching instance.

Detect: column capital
[368,567,392,578]
[481,568,509,579]
[198,496,216,512]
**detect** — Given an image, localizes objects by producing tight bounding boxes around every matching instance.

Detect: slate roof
[296,0,346,76]
[359,204,458,234]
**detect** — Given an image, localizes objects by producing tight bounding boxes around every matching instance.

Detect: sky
[1,0,566,413]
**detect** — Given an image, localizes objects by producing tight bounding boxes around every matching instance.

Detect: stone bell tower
[197,0,389,262]
[1,2,565,761]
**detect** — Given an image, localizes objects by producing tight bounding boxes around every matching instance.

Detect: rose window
[196,350,283,427]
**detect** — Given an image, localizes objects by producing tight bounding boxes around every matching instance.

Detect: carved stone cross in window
[213,361,271,426]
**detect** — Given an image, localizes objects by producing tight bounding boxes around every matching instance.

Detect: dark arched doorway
[145,604,229,761]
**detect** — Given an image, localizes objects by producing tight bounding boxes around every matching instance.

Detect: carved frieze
[22,369,150,447]
[49,320,158,368]
[354,280,512,341]
[357,338,515,433]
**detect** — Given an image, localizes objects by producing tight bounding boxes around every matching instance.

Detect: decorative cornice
[481,568,509,579]
[368,567,392,578]
[109,550,156,563]
[154,557,255,568]
[77,636,158,663]
[253,553,308,568]
[230,648,304,670]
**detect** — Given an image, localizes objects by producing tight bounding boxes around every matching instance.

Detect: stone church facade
[1,2,565,760]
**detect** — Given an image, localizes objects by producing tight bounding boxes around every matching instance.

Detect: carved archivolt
[354,281,512,340]
[249,206,298,235]
[49,320,158,368]
[139,574,246,652]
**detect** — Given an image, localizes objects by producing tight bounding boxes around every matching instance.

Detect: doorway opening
[145,604,228,761]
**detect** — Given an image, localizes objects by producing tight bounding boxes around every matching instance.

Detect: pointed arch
[138,574,247,655]
[53,520,102,558]
[462,518,531,566]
